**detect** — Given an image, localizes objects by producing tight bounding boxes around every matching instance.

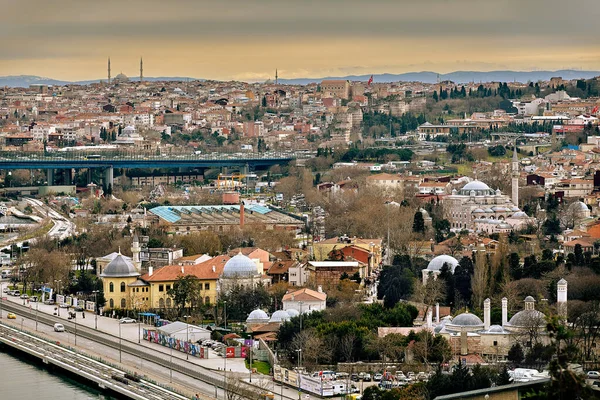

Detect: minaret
[108,57,111,84]
[512,142,519,206]
[275,69,278,85]
[131,232,141,272]
[557,278,568,319]
[484,298,491,330]
[501,297,508,326]
[140,57,143,83]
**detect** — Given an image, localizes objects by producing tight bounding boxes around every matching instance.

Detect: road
[24,197,75,240]
[0,294,314,400]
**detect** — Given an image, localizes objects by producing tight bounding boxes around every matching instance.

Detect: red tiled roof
[140,255,229,282]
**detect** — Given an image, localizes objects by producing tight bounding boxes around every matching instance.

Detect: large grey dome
[459,180,495,196]
[507,310,546,327]
[569,201,589,212]
[427,255,459,273]
[246,309,269,323]
[222,253,258,278]
[269,310,291,323]
[450,312,484,327]
[100,254,139,277]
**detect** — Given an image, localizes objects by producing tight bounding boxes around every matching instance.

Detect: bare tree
[339,333,356,362]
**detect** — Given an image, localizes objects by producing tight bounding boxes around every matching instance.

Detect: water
[0,349,116,399]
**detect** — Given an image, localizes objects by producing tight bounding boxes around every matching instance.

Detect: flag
[592,106,598,114]
[367,75,373,86]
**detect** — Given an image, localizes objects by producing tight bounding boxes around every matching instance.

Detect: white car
[119,317,137,324]
[54,323,65,332]
[588,371,600,380]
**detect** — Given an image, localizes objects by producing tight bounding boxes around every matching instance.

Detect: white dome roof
[473,208,485,213]
[100,254,139,278]
[269,310,291,323]
[286,309,300,318]
[450,312,484,327]
[486,325,508,334]
[568,201,589,212]
[246,309,269,323]
[507,309,545,327]
[222,253,258,278]
[426,255,459,273]
[512,211,528,218]
[463,181,490,191]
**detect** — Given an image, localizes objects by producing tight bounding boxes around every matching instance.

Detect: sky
[2,0,600,82]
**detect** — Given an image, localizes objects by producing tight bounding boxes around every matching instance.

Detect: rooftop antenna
[108,57,111,84]
[140,57,143,83]
[275,69,278,85]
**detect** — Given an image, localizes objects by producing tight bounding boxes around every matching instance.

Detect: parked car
[373,373,383,381]
[29,296,38,302]
[119,317,136,324]
[588,371,600,380]
[351,373,359,382]
[19,294,29,299]
[54,323,65,332]
[363,373,372,382]
[358,372,366,380]
[59,303,69,308]
[7,312,16,319]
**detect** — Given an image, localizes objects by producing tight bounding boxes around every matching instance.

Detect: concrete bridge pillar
[221,166,228,175]
[240,163,250,175]
[104,167,114,190]
[64,169,73,185]
[87,169,92,184]
[46,169,54,185]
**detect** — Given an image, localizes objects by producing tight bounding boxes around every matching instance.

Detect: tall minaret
[557,278,568,319]
[512,142,519,206]
[131,232,141,272]
[140,57,143,83]
[108,57,111,84]
[275,69,278,85]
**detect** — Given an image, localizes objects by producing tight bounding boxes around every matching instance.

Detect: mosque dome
[459,180,495,196]
[100,253,139,277]
[473,208,485,214]
[486,325,508,334]
[426,255,459,273]
[507,309,546,327]
[512,211,528,218]
[286,309,300,318]
[114,73,129,82]
[246,309,269,323]
[269,310,291,323]
[222,253,258,278]
[569,201,589,213]
[510,206,521,212]
[450,312,484,327]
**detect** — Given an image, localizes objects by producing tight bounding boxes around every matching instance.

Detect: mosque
[424,279,568,363]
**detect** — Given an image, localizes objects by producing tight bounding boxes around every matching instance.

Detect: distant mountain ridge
[277,70,600,85]
[1,70,599,88]
[0,75,201,88]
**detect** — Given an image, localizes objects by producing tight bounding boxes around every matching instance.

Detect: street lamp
[54,280,61,317]
[223,301,227,330]
[183,315,191,360]
[299,301,304,332]
[35,302,38,331]
[0,281,4,319]
[92,290,99,330]
[118,321,122,363]
[295,349,302,400]
[74,311,77,346]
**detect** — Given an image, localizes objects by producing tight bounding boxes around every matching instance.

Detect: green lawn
[246,359,271,375]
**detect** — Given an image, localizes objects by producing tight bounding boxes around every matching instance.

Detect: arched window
[166,298,172,308]
[109,282,114,293]
[121,298,126,308]
[109,299,114,308]
[205,296,210,305]
[159,298,165,308]
[120,282,126,292]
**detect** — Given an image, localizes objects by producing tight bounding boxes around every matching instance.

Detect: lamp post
[74,311,77,346]
[54,280,61,317]
[299,301,304,332]
[183,315,190,360]
[295,349,302,400]
[35,302,38,331]
[223,300,227,330]
[170,342,173,383]
[118,321,122,363]
[0,282,4,319]
[92,290,98,330]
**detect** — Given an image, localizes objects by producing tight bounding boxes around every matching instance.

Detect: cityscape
[1,1,600,400]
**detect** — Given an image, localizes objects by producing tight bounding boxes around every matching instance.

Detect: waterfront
[0,348,115,400]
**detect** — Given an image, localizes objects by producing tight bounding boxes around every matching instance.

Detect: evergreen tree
[412,211,425,233]
[432,91,439,102]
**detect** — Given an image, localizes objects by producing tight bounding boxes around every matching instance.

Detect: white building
[282,288,327,313]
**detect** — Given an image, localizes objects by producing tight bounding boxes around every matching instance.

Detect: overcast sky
[2,0,599,81]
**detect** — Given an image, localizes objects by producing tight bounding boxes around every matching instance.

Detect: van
[54,323,65,332]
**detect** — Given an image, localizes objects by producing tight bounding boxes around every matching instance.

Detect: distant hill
[0,75,202,88]
[278,70,600,85]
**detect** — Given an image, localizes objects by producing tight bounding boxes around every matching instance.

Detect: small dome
[100,254,139,277]
[524,295,535,302]
[246,309,269,323]
[569,201,589,212]
[426,255,459,273]
[222,253,258,278]
[269,310,291,323]
[511,206,520,212]
[498,223,512,229]
[484,208,494,213]
[507,310,546,327]
[473,208,485,213]
[486,325,507,334]
[114,73,129,82]
[558,278,567,285]
[450,312,484,327]
[512,211,528,218]
[286,309,300,318]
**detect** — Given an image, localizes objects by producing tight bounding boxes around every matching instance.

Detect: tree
[167,275,202,317]
[175,231,222,256]
[412,211,425,233]
[508,342,524,366]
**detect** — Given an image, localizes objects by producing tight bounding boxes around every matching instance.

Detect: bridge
[0,151,310,188]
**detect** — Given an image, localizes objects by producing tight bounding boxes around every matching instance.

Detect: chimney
[427,308,433,329]
[240,201,245,228]
[149,266,153,276]
[484,298,491,330]
[317,285,323,293]
[181,266,184,274]
[501,297,508,326]
[435,303,440,324]
[212,265,216,273]
[460,328,468,356]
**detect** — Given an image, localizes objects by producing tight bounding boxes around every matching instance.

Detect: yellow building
[139,255,229,309]
[312,237,383,265]
[100,252,145,310]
